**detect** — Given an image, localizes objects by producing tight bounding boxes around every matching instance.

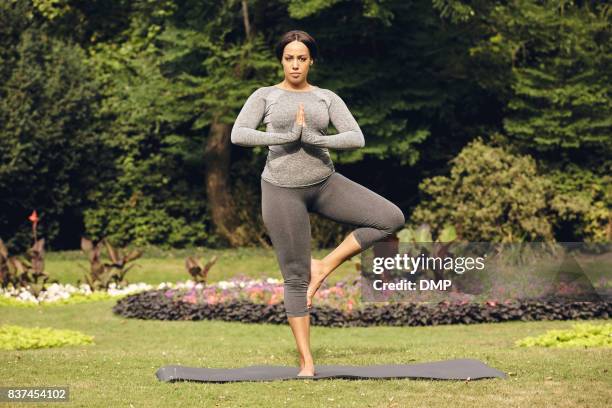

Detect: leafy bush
[411,138,611,242]
[411,138,555,242]
[515,322,612,349]
[0,324,94,350]
[547,164,612,242]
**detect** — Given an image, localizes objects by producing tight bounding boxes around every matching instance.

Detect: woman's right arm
[231,88,303,146]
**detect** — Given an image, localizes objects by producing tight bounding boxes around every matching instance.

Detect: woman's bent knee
[384,205,405,234]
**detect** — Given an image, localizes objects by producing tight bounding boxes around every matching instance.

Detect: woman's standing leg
[308,172,406,307]
[260,178,316,376]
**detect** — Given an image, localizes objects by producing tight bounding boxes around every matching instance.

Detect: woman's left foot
[307,258,328,309]
[297,364,315,377]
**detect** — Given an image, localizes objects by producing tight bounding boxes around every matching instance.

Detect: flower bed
[4,274,611,328]
[158,275,361,312]
[110,275,612,327]
[0,274,361,310]
[0,282,152,306]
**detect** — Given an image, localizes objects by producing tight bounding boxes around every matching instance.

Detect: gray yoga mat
[156,358,507,382]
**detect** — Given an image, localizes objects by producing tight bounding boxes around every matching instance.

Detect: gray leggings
[261,172,405,317]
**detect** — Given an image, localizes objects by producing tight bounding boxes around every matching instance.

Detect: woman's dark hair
[275,30,319,63]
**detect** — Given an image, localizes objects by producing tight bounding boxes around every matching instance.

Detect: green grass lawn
[1,248,610,407]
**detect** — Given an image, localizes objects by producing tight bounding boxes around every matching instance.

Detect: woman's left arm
[301,91,365,149]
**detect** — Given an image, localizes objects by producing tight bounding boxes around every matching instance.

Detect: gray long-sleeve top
[231,85,365,187]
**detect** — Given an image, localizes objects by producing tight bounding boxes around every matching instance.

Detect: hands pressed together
[295,102,305,127]
[291,103,319,145]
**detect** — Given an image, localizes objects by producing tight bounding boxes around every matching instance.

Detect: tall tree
[468,0,612,167]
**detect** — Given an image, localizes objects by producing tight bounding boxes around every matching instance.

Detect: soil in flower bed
[112,289,611,327]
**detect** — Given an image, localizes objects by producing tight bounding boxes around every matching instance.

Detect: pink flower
[328,287,345,296]
[183,294,197,304]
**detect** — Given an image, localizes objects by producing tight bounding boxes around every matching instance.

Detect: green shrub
[83,194,212,249]
[515,323,612,349]
[0,324,94,350]
[547,164,611,242]
[411,138,555,242]
[411,138,611,242]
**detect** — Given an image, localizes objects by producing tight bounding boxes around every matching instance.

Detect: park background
[1,1,611,407]
[1,0,610,252]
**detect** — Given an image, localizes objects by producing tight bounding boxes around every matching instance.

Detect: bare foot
[297,363,315,377]
[298,353,315,376]
[307,258,328,309]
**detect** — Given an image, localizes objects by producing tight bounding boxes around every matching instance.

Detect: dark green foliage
[469,0,612,163]
[1,0,609,248]
[412,138,611,242]
[81,3,215,248]
[0,6,102,251]
[547,164,611,242]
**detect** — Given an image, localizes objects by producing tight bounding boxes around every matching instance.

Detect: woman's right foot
[307,258,328,309]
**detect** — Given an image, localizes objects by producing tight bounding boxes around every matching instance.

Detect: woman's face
[281,40,313,85]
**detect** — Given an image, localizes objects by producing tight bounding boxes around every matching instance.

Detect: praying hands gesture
[294,100,365,149]
[296,103,305,126]
[296,103,318,145]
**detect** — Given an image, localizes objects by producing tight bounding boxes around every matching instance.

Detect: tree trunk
[201,1,263,247]
[203,116,247,247]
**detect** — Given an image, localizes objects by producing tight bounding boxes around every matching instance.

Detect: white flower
[1,278,281,305]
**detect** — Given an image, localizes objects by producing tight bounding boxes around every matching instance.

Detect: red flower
[28,210,39,224]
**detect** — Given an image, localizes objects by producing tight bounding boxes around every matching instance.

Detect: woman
[231,30,405,377]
